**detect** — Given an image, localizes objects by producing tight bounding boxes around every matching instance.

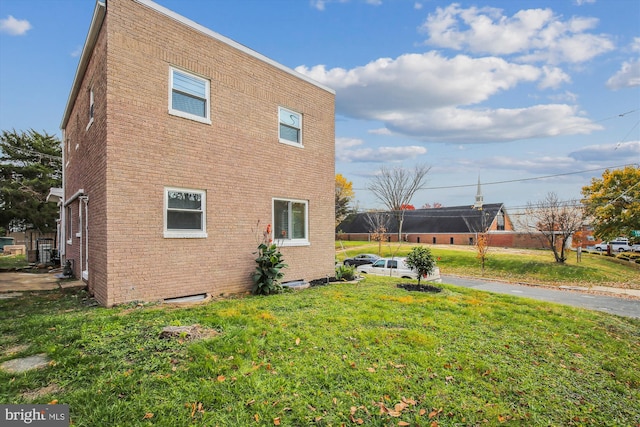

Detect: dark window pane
[172,91,206,117]
[167,211,202,230]
[279,124,299,143]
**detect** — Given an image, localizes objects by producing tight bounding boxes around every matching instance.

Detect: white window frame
[278,107,303,147]
[272,198,309,246]
[66,205,73,244]
[86,88,94,131]
[168,67,211,124]
[164,187,207,238]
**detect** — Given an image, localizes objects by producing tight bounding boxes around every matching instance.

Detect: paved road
[442,275,640,319]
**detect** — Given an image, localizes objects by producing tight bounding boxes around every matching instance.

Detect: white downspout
[79,196,89,280]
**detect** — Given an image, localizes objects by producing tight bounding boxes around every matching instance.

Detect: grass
[336,241,640,289]
[0,254,28,269]
[1,279,639,426]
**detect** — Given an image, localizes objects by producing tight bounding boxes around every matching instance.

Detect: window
[278,107,302,146]
[496,211,505,230]
[169,68,211,124]
[86,88,94,130]
[66,205,73,243]
[273,198,308,245]
[164,188,207,238]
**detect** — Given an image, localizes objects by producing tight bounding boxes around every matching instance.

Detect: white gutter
[60,1,106,130]
[64,189,86,207]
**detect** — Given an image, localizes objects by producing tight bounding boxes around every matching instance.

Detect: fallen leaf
[217,375,225,382]
[430,421,439,427]
[419,409,427,416]
[254,414,259,422]
[398,422,410,426]
[367,367,376,372]
[274,417,281,425]
[295,337,301,346]
[143,412,153,419]
[48,399,58,405]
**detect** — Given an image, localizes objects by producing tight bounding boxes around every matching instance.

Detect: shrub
[251,223,287,295]
[336,264,357,281]
[405,246,436,286]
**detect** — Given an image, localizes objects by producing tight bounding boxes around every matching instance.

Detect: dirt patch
[22,383,62,400]
[159,325,219,341]
[3,344,29,356]
[397,283,442,293]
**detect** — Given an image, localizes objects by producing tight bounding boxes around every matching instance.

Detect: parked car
[357,257,442,282]
[343,253,380,267]
[631,244,640,253]
[594,239,632,252]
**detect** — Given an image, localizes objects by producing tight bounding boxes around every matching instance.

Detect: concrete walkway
[0,272,82,294]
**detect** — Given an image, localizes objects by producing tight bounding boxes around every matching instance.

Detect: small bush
[335,264,357,281]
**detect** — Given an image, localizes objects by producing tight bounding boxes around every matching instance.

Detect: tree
[368,164,431,240]
[581,165,640,241]
[335,174,355,227]
[520,192,583,263]
[0,129,62,233]
[404,246,437,286]
[475,232,489,273]
[363,210,389,255]
[421,202,443,209]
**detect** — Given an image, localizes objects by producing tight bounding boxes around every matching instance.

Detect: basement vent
[282,280,309,290]
[163,293,207,304]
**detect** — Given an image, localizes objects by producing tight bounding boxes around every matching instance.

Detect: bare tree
[520,192,583,263]
[368,164,431,241]
[364,211,390,255]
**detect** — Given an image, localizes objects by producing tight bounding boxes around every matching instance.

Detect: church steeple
[473,175,483,210]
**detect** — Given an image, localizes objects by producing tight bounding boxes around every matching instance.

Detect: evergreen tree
[0,129,62,233]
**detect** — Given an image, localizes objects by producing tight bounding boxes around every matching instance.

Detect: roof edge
[134,0,335,95]
[60,1,106,130]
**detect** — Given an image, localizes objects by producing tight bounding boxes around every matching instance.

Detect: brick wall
[338,232,549,249]
[65,0,335,306]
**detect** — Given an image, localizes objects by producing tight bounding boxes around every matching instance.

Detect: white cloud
[539,66,571,89]
[414,3,423,10]
[71,46,82,58]
[310,0,379,10]
[420,4,614,64]
[631,37,640,53]
[569,141,640,161]
[606,59,640,90]
[297,52,541,115]
[0,15,32,36]
[574,0,596,5]
[548,91,578,103]
[297,53,600,143]
[380,104,600,143]
[336,137,427,162]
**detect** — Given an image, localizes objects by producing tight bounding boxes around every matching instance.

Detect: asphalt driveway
[442,275,640,319]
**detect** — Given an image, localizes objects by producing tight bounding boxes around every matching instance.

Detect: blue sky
[1,0,638,212]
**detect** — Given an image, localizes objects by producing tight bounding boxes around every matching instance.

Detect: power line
[352,163,637,191]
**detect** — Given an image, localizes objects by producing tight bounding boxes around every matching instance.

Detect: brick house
[59,0,335,306]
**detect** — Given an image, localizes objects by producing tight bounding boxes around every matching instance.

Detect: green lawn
[1,278,638,426]
[336,241,640,289]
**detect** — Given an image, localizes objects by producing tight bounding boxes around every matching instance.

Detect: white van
[594,239,632,252]
[357,257,442,282]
